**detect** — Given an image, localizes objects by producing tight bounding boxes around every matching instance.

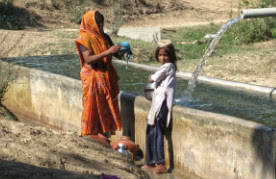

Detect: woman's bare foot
[141,164,155,171]
[89,134,111,148]
[153,164,167,174]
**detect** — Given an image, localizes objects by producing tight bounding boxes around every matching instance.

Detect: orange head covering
[75,10,110,67]
[75,10,119,98]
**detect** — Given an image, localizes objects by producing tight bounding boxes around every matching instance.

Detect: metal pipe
[241,8,276,19]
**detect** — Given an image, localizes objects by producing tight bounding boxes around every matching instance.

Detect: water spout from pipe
[176,8,276,105]
[175,16,242,105]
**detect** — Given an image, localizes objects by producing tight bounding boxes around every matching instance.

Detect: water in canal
[1,54,275,128]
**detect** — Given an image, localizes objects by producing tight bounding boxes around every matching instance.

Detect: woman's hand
[106,45,121,55]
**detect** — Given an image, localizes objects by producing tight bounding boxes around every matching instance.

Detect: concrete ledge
[105,27,161,42]
[1,62,82,132]
[133,96,276,179]
[117,27,161,42]
[1,61,275,179]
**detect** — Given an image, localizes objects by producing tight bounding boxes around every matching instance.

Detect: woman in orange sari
[75,11,122,142]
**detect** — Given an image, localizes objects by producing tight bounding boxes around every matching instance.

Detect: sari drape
[75,11,122,136]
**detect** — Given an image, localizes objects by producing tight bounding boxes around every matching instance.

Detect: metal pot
[117,143,129,156]
[117,143,134,162]
[144,82,155,101]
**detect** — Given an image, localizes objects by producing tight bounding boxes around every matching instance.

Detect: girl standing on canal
[143,40,177,174]
[75,10,122,145]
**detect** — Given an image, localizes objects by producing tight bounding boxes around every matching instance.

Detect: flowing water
[1,54,276,128]
[177,16,243,105]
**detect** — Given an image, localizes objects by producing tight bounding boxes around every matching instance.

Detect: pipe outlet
[241,8,276,19]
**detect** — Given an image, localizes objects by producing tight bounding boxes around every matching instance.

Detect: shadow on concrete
[251,126,276,178]
[0,104,18,121]
[120,92,136,142]
[269,88,276,100]
[165,117,174,173]
[0,159,101,179]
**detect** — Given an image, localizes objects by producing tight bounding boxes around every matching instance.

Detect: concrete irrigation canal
[1,7,276,179]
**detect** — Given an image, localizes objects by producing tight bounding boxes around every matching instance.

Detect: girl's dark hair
[95,11,104,25]
[155,44,178,70]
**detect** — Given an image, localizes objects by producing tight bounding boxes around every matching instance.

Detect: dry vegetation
[0,110,150,179]
[1,0,275,88]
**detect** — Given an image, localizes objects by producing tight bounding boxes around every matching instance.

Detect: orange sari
[75,11,122,136]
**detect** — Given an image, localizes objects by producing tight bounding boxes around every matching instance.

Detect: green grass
[0,64,15,104]
[54,31,79,54]
[44,23,266,67]
[45,30,157,62]
[109,35,158,63]
[161,23,253,61]
[111,23,264,68]
[111,24,235,63]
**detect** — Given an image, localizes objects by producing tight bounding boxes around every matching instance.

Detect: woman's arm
[104,33,123,59]
[82,45,121,65]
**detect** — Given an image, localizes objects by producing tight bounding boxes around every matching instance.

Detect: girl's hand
[106,45,121,55]
[148,75,153,83]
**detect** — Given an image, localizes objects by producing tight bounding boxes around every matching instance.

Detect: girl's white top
[147,63,176,127]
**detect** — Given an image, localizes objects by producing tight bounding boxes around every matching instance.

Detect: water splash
[175,16,242,105]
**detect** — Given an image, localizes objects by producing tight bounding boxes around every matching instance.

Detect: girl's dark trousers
[145,100,168,165]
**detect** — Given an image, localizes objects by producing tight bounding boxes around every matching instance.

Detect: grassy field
[35,22,260,62]
[1,22,276,88]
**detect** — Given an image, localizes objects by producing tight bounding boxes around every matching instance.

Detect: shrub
[271,28,276,38]
[0,0,40,30]
[0,64,14,105]
[51,0,61,10]
[0,0,22,29]
[228,0,276,44]
[227,18,272,44]
[69,7,85,24]
[111,0,123,35]
[66,0,108,24]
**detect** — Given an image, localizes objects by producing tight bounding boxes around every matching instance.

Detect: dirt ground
[0,0,275,178]
[122,0,241,28]
[0,107,150,179]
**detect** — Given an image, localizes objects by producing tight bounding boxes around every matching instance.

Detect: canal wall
[1,61,275,179]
